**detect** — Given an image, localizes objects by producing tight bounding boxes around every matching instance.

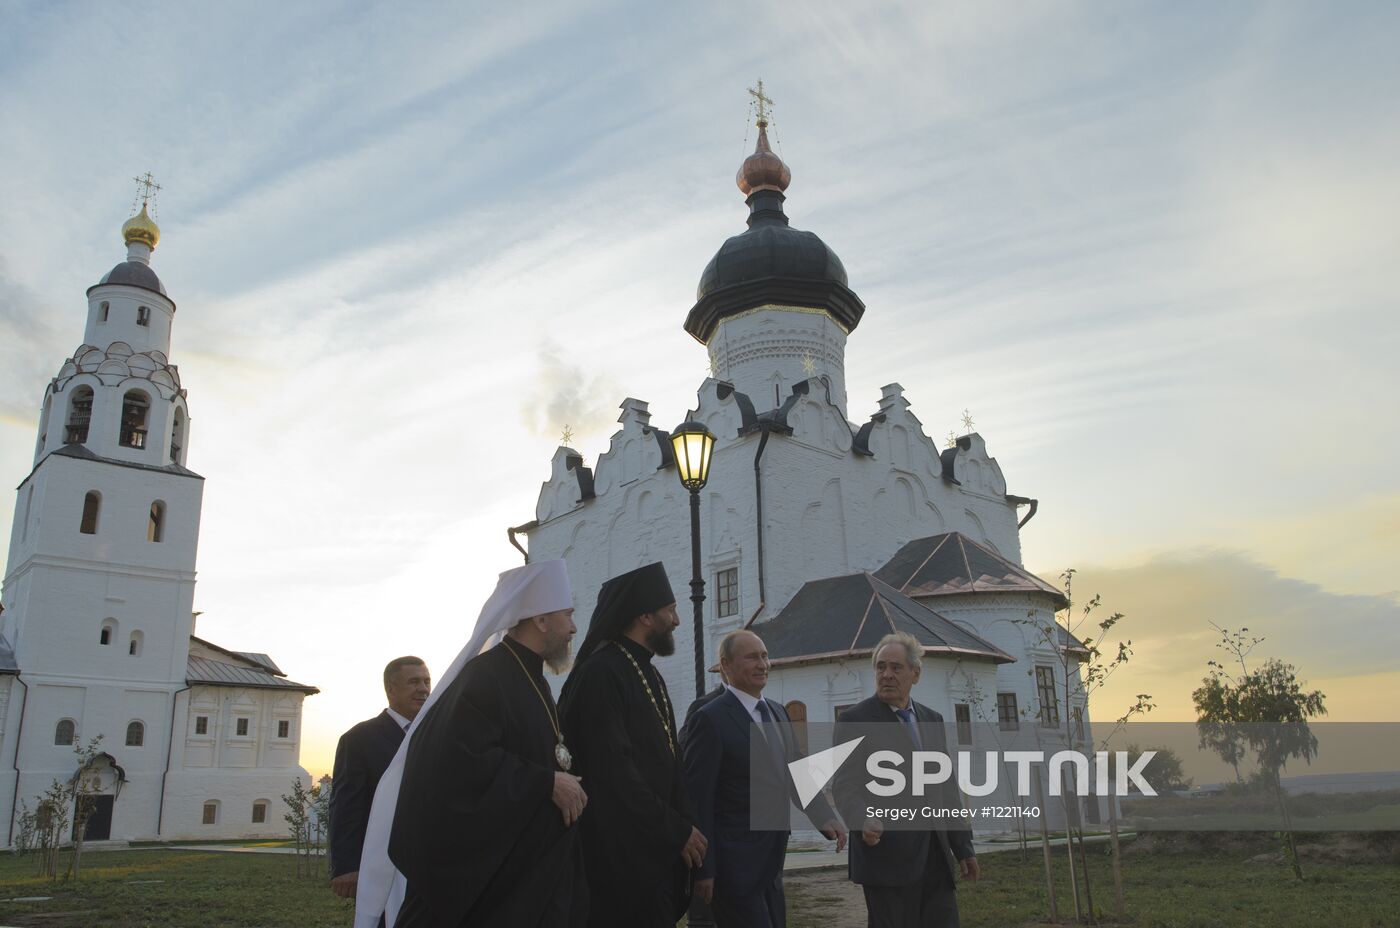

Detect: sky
[1,1,1396,777]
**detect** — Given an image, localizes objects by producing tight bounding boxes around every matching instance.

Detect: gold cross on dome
[748,79,773,125]
[801,353,816,377]
[961,409,975,433]
[131,172,162,213]
[560,425,575,446]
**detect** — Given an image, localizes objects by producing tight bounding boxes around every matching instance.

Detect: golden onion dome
[122,204,160,250]
[736,120,791,196]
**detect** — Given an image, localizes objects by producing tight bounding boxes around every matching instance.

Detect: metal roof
[874,531,1068,608]
[187,656,319,694]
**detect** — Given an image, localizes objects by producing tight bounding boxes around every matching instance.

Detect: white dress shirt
[386,707,411,731]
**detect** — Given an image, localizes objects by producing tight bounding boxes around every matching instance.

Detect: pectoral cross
[748,79,773,126]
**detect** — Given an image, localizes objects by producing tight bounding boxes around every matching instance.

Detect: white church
[0,196,317,846]
[521,112,1096,826]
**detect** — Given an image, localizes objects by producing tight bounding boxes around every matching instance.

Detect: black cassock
[389,639,586,928]
[560,637,694,927]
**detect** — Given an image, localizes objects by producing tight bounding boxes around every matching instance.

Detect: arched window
[120,391,150,449]
[54,719,76,746]
[125,720,145,747]
[100,301,110,323]
[170,408,186,464]
[147,501,165,542]
[100,619,117,646]
[80,492,101,534]
[128,630,143,656]
[202,801,219,825]
[251,800,269,824]
[65,386,94,444]
[136,306,150,327]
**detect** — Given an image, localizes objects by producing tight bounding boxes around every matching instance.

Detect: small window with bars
[202,801,218,825]
[277,720,290,739]
[715,567,739,618]
[954,703,972,745]
[1036,665,1060,727]
[997,693,1019,731]
[236,717,249,737]
[194,716,209,736]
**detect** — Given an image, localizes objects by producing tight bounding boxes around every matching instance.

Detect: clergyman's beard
[544,638,573,675]
[646,625,676,657]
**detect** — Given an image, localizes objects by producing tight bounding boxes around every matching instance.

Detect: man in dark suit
[329,656,431,900]
[682,630,847,928]
[833,632,979,928]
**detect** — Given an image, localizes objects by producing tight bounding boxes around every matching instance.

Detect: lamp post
[670,420,717,700]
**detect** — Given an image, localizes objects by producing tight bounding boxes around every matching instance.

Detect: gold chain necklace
[612,641,676,755]
[502,638,572,772]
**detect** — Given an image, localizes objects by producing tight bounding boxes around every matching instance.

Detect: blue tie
[755,700,787,772]
[895,707,922,750]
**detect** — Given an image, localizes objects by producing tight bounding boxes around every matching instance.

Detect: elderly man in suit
[329,656,432,900]
[833,631,980,928]
[682,630,847,928]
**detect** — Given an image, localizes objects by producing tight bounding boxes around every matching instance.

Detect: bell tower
[1,179,204,842]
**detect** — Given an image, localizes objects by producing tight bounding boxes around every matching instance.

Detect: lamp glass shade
[671,421,716,490]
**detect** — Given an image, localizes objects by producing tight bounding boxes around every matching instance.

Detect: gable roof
[752,572,1013,668]
[187,636,316,694]
[874,532,1068,609]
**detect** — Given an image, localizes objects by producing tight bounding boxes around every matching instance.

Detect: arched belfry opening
[120,390,150,449]
[66,386,94,444]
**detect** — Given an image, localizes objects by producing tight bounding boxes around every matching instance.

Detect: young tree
[1192,626,1326,880]
[1117,744,1192,795]
[283,777,314,878]
[66,736,106,880]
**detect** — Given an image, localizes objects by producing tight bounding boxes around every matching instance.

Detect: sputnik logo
[788,736,865,807]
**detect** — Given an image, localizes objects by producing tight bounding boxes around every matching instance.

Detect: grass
[1,836,1396,927]
[0,850,351,927]
[786,835,1400,928]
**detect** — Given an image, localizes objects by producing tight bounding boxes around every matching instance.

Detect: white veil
[353,559,573,928]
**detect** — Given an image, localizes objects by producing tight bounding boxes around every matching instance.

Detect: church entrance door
[78,795,114,841]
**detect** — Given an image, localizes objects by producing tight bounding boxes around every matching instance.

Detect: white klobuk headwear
[354,559,574,928]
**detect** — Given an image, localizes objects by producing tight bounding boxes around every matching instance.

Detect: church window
[99,302,110,322]
[136,306,150,327]
[147,501,166,542]
[715,567,739,618]
[277,720,290,738]
[251,801,268,824]
[1073,706,1084,741]
[120,391,150,449]
[54,719,76,745]
[997,693,1019,731]
[125,720,145,747]
[195,715,209,735]
[236,717,249,736]
[100,619,117,645]
[202,801,219,825]
[954,703,972,745]
[1036,666,1060,727]
[66,387,94,444]
[128,631,143,656]
[80,491,101,534]
[170,408,186,464]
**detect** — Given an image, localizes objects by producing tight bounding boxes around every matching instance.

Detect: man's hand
[681,826,708,868]
[329,871,358,899]
[820,819,848,853]
[552,772,587,826]
[861,818,884,847]
[695,877,715,903]
[960,856,981,882]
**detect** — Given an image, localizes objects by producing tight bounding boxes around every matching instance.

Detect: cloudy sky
[2,2,1396,775]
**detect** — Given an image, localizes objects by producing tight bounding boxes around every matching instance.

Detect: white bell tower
[0,178,205,842]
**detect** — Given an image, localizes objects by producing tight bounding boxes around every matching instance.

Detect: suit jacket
[832,695,975,888]
[681,689,837,897]
[329,710,405,877]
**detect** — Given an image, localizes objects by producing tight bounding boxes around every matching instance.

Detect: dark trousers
[860,854,959,928]
[710,872,785,928]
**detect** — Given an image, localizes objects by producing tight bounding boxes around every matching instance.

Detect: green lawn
[788,837,1400,928]
[1,839,1396,927]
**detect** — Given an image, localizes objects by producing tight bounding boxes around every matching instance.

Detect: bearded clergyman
[360,559,589,928]
[559,562,708,927]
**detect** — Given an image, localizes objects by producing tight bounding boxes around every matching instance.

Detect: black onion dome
[91,260,167,298]
[684,127,863,345]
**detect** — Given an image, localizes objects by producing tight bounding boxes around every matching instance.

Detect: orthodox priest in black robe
[387,561,588,928]
[559,562,708,927]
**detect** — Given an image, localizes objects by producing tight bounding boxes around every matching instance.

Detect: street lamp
[671,420,716,699]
